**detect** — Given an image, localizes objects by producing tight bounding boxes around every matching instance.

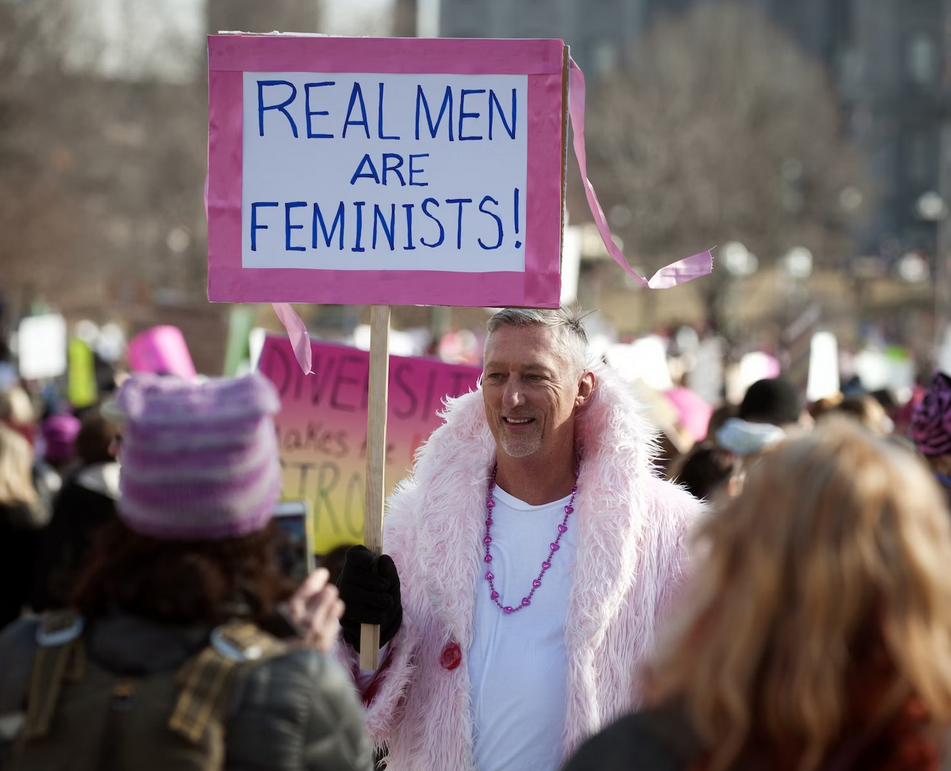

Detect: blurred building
[439,0,642,77]
[758,0,950,275]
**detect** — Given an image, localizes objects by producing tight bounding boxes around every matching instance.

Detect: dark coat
[0,615,374,771]
[0,503,42,632]
[563,701,946,771]
[562,702,702,771]
[32,462,118,611]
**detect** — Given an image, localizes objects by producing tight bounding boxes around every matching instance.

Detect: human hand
[336,545,402,653]
[287,568,346,653]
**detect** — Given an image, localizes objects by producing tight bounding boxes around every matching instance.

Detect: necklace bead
[482,464,579,615]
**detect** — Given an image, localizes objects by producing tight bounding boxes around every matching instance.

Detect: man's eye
[486,373,504,380]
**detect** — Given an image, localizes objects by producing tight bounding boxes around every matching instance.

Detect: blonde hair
[647,419,951,771]
[0,424,39,509]
[0,386,35,427]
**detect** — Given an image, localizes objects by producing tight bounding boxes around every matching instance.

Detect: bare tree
[583,1,873,336]
[0,0,208,321]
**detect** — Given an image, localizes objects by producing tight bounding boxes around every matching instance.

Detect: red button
[440,642,462,670]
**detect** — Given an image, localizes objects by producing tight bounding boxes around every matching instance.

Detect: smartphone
[272,500,316,584]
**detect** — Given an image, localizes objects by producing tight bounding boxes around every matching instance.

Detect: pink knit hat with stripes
[910,371,951,457]
[115,372,282,540]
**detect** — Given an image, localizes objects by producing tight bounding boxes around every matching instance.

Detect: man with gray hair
[336,307,702,771]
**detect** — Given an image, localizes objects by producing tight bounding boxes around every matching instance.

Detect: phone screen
[272,500,316,584]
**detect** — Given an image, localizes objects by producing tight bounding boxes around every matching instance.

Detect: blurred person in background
[630,380,692,477]
[716,376,804,459]
[0,373,373,771]
[32,405,121,610]
[705,404,736,443]
[39,414,81,475]
[0,425,46,632]
[738,376,810,427]
[32,413,81,504]
[831,395,893,436]
[565,419,951,771]
[0,385,37,446]
[808,393,843,423]
[909,371,951,506]
[673,445,742,503]
[894,381,928,439]
[664,385,713,446]
[0,386,59,523]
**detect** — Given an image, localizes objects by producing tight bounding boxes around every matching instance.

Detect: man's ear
[575,371,596,412]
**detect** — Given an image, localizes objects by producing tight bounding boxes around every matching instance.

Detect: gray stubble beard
[498,429,543,459]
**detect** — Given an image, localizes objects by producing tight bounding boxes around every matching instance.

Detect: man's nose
[502,379,524,407]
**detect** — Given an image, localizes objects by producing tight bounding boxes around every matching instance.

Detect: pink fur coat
[341,365,702,770]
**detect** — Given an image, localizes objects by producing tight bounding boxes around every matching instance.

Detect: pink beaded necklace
[482,464,579,614]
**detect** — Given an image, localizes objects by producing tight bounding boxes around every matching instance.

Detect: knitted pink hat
[42,414,81,463]
[910,371,951,457]
[115,372,282,540]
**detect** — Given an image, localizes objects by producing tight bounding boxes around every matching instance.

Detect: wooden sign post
[360,305,390,669]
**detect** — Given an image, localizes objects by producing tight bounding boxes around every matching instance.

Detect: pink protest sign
[208,36,568,308]
[258,335,481,553]
[127,326,197,379]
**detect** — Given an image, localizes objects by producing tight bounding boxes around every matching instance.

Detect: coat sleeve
[227,649,375,771]
[562,710,688,771]
[332,486,422,746]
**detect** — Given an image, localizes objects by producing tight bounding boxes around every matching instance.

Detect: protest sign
[127,326,197,379]
[209,33,710,668]
[806,331,840,402]
[783,304,820,394]
[18,314,67,380]
[207,36,568,308]
[258,334,481,553]
[67,338,98,408]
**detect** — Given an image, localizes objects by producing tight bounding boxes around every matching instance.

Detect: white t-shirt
[468,484,578,771]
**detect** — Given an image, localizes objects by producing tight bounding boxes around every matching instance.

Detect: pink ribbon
[567,58,713,288]
[264,58,713,376]
[270,302,314,375]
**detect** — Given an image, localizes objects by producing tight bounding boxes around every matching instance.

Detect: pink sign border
[207,35,565,308]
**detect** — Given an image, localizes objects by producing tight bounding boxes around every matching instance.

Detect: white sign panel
[242,73,528,273]
[18,314,68,380]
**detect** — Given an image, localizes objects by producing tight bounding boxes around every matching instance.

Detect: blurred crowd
[661,372,930,505]
[1,310,951,771]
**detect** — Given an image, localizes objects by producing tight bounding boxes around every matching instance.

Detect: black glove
[337,545,402,653]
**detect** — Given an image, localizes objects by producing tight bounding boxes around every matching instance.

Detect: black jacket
[32,462,119,611]
[0,503,41,632]
[562,702,943,771]
[0,615,374,771]
[563,702,702,771]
